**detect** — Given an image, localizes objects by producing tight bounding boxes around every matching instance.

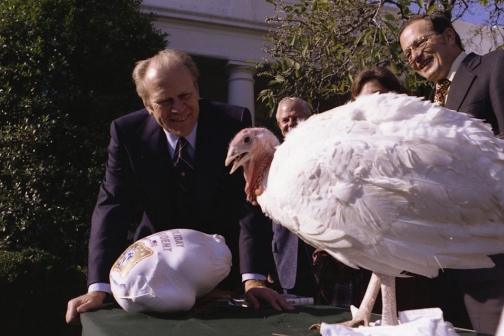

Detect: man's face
[399,20,457,83]
[276,101,308,137]
[143,63,200,137]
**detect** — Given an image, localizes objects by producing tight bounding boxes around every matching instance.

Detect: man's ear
[193,80,199,94]
[143,99,153,115]
[444,28,456,46]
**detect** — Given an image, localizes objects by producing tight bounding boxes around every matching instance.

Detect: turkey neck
[244,147,275,204]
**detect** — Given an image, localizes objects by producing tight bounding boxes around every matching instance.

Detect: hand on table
[66,291,107,325]
[244,279,295,312]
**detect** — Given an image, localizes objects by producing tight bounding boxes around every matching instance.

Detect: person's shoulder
[480,49,504,59]
[112,108,150,130]
[462,51,504,72]
[115,108,150,125]
[487,49,504,56]
[199,99,252,126]
[110,108,152,138]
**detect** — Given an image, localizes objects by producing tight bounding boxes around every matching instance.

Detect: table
[81,302,485,336]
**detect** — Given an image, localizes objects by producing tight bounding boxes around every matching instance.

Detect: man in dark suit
[66,49,292,324]
[399,14,504,334]
[399,14,504,136]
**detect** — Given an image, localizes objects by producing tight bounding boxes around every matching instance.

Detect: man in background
[271,97,318,298]
[275,97,312,137]
[399,14,504,334]
[272,97,378,310]
[399,14,504,137]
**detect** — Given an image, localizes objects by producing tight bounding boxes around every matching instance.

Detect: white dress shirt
[443,51,467,104]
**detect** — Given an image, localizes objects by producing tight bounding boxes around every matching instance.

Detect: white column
[226,60,256,125]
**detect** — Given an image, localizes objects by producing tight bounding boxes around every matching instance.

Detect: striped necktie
[173,137,194,192]
[434,78,451,107]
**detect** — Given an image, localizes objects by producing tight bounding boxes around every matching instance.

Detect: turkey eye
[244,136,251,143]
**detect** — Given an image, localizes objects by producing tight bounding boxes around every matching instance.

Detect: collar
[446,51,467,82]
[163,122,198,158]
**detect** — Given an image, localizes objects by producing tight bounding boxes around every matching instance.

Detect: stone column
[226,60,256,125]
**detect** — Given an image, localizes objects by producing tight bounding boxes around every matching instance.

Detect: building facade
[141,0,279,123]
[142,0,503,123]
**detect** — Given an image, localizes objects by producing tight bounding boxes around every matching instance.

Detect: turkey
[225,93,504,327]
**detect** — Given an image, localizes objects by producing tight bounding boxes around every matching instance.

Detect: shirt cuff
[88,283,112,294]
[242,273,267,282]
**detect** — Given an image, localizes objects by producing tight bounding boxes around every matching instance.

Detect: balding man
[275,97,312,137]
[66,50,292,324]
[271,97,318,297]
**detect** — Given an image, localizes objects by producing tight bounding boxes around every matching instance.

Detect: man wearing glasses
[399,14,504,138]
[399,14,504,335]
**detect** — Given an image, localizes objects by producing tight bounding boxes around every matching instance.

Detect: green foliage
[258,0,502,118]
[0,249,87,335]
[258,0,417,116]
[0,0,168,333]
[0,0,167,274]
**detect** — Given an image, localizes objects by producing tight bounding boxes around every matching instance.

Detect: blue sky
[459,3,490,24]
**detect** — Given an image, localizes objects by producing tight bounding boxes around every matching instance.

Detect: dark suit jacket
[445,50,504,137]
[429,51,504,283]
[87,99,273,290]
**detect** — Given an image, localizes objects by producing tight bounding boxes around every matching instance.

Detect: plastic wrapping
[110,229,232,313]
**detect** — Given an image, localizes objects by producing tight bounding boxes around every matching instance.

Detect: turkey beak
[224,153,236,170]
[225,150,247,174]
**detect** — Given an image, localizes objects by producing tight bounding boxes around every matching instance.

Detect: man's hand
[66,291,107,325]
[244,279,295,312]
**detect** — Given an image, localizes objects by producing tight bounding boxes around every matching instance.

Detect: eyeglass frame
[401,32,440,64]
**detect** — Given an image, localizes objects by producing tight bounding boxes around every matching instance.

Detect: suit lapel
[133,115,175,223]
[131,103,236,227]
[446,53,480,111]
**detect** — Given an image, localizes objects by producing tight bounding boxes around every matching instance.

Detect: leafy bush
[0,0,168,333]
[0,249,87,335]
[0,0,167,262]
[258,0,502,116]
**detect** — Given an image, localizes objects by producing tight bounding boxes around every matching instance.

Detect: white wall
[454,20,504,54]
[140,1,503,118]
[142,0,277,63]
[144,1,503,61]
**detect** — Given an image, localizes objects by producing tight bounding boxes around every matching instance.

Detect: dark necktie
[434,78,451,107]
[173,137,194,192]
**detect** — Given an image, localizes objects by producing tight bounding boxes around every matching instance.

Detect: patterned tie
[173,137,194,192]
[434,78,451,107]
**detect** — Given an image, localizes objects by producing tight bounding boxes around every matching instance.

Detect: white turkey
[225,93,504,327]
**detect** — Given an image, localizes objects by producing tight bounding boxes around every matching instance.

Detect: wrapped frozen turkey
[109,229,232,313]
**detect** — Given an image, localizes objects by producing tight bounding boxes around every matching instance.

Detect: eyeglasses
[401,32,439,64]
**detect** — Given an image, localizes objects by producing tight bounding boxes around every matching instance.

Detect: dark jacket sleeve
[212,101,274,276]
[87,111,148,286]
[238,201,274,276]
[202,99,274,277]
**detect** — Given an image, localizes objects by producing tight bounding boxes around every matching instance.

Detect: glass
[401,32,439,64]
